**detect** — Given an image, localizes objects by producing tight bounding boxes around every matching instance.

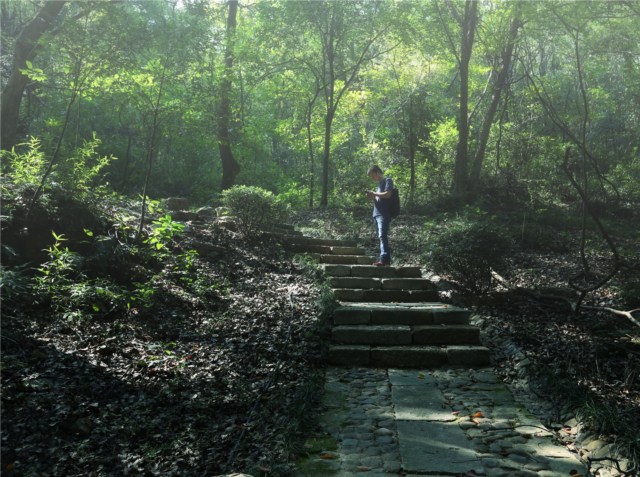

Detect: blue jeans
[374,215,391,264]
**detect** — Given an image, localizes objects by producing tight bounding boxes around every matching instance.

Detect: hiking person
[366,165,394,266]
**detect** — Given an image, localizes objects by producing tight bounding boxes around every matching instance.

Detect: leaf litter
[1,226,328,476]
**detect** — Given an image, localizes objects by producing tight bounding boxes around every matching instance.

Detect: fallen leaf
[472,411,484,418]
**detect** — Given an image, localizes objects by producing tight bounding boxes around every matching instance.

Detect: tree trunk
[137,61,168,242]
[1,1,66,150]
[119,132,134,192]
[217,0,241,191]
[320,108,334,208]
[452,0,477,196]
[305,91,319,208]
[469,11,521,189]
[407,95,416,207]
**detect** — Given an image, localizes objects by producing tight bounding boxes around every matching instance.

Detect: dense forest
[2,0,638,207]
[1,0,639,476]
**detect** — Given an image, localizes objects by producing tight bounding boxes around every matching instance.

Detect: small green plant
[0,136,47,186]
[59,133,113,197]
[145,214,185,251]
[424,218,512,294]
[221,185,288,238]
[34,232,131,318]
[35,232,83,299]
[129,281,157,310]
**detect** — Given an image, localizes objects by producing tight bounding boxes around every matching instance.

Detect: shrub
[221,185,288,238]
[0,134,113,199]
[424,219,512,294]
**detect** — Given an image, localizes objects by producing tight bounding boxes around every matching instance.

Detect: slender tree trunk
[320,108,334,207]
[407,95,416,207]
[305,91,319,208]
[137,61,168,242]
[452,0,477,196]
[1,1,66,150]
[469,11,521,189]
[120,133,133,192]
[217,0,240,191]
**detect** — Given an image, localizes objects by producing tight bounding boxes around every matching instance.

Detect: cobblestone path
[295,367,588,477]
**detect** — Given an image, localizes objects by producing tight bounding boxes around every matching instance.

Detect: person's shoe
[372,261,388,266]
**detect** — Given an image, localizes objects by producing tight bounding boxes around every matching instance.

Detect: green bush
[424,219,512,294]
[221,185,288,237]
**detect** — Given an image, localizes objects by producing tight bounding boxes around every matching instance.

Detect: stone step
[323,264,422,278]
[286,244,366,255]
[333,303,471,326]
[328,345,490,368]
[332,289,439,302]
[274,223,296,231]
[328,277,435,291]
[283,237,359,247]
[332,325,481,346]
[264,231,305,241]
[311,254,375,265]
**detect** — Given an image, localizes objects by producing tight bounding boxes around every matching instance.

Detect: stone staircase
[279,227,490,369]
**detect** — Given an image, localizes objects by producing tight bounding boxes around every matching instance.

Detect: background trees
[1,0,638,210]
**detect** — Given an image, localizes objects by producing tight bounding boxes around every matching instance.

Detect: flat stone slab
[380,278,436,291]
[328,345,371,366]
[447,345,491,366]
[322,264,352,277]
[388,369,438,387]
[371,346,447,368]
[396,420,484,475]
[333,303,470,325]
[331,246,365,255]
[332,325,412,345]
[392,385,456,422]
[349,265,399,278]
[328,277,381,289]
[332,289,439,303]
[287,237,357,247]
[413,325,480,345]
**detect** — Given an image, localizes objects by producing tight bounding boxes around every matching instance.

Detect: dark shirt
[373,177,394,217]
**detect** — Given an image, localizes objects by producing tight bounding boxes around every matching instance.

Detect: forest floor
[2,205,639,476]
[1,213,330,476]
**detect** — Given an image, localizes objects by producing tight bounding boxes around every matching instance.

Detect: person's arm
[366,190,391,199]
[367,178,393,199]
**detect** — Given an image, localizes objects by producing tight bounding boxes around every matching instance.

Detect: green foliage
[145,214,185,252]
[35,232,83,299]
[1,134,113,200]
[34,232,128,319]
[424,216,512,294]
[58,134,114,197]
[0,264,31,305]
[0,137,47,186]
[221,185,288,238]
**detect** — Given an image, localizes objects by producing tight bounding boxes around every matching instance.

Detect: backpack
[389,188,400,218]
